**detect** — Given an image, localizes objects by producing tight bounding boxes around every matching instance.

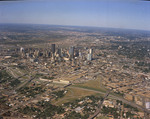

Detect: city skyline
[0,9,150,118]
[0,0,150,31]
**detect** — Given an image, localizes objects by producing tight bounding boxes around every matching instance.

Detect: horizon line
[0,22,150,32]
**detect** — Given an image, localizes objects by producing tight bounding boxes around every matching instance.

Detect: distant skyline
[0,0,150,31]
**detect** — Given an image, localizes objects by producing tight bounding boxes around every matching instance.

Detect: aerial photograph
[0,0,150,119]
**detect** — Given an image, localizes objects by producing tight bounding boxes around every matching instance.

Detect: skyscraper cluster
[19,44,93,63]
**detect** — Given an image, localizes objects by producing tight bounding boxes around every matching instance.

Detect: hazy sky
[0,0,150,30]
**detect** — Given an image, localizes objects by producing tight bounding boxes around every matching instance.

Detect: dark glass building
[51,44,55,54]
[69,46,74,58]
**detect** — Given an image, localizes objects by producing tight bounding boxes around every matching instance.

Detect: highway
[88,89,112,119]
[15,76,35,91]
[1,84,150,117]
[0,66,149,117]
[69,86,150,115]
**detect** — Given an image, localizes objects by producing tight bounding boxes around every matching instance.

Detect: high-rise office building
[87,48,93,61]
[20,47,25,57]
[48,52,51,57]
[34,50,39,57]
[57,48,62,57]
[20,47,24,53]
[51,44,55,54]
[89,48,93,54]
[69,46,74,58]
[87,53,92,61]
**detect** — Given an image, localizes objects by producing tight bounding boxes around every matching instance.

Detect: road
[15,76,35,91]
[88,89,112,119]
[69,86,150,115]
[1,81,149,117]
[6,67,18,78]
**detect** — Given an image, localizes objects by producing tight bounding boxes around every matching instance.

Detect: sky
[0,0,150,31]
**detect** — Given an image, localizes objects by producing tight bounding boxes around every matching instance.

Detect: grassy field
[74,77,107,92]
[53,77,107,106]
[53,87,98,106]
[53,76,123,106]
[73,77,124,98]
[96,116,109,119]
